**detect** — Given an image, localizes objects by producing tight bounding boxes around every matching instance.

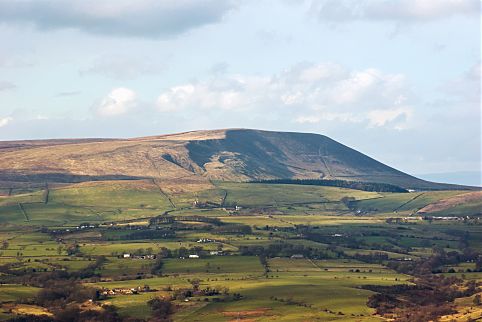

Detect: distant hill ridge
[0,129,475,190]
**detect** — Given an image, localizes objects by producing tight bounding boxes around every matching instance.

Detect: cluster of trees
[387,247,481,275]
[213,224,251,235]
[170,283,228,300]
[142,280,235,322]
[149,215,222,227]
[164,246,206,258]
[352,252,389,264]
[148,215,250,235]
[150,246,227,276]
[172,216,222,226]
[250,179,408,193]
[73,256,107,279]
[365,275,480,322]
[114,229,175,241]
[239,243,330,259]
[0,256,107,286]
[300,227,424,256]
[35,282,100,308]
[8,279,174,322]
[151,257,164,275]
[8,281,132,322]
[147,297,175,322]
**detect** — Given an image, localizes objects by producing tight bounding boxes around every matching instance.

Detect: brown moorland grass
[417,191,482,214]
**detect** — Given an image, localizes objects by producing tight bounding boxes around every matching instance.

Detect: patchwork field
[0,179,480,321]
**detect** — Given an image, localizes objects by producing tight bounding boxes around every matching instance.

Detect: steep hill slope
[0,129,473,190]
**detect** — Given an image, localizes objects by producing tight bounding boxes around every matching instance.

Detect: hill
[0,129,473,191]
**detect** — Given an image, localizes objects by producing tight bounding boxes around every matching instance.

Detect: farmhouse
[100,285,152,296]
[197,238,216,243]
[121,254,155,260]
[133,254,156,260]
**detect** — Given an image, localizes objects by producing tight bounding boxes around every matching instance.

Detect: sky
[0,0,480,185]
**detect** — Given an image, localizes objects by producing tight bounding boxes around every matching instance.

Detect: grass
[218,215,294,228]
[0,191,44,207]
[217,182,379,208]
[163,256,264,274]
[101,257,154,276]
[178,269,406,321]
[49,180,172,210]
[79,240,237,256]
[354,191,467,214]
[89,258,407,321]
[0,285,39,302]
[430,199,482,217]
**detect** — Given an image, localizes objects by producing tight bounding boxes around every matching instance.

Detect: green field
[217,182,380,208]
[353,190,466,214]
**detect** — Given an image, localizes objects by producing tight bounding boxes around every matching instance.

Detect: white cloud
[367,107,413,129]
[0,117,13,128]
[297,62,345,83]
[94,87,137,117]
[157,76,264,112]
[0,0,237,38]
[312,0,479,23]
[156,62,413,129]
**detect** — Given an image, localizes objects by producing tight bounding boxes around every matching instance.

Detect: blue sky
[0,0,480,184]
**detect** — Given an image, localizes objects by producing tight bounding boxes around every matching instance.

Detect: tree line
[250,179,408,193]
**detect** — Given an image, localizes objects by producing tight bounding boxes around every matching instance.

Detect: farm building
[291,254,304,259]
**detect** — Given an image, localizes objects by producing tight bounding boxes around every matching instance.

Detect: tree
[147,297,175,321]
[190,278,200,292]
[151,258,164,275]
[340,197,356,209]
[158,247,172,259]
[53,305,123,322]
[473,294,481,306]
[475,256,482,271]
[177,247,188,258]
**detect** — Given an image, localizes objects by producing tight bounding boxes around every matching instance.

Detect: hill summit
[0,129,469,190]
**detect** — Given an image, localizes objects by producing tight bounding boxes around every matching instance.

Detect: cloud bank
[0,0,237,38]
[155,62,413,130]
